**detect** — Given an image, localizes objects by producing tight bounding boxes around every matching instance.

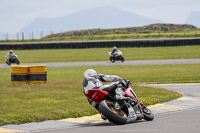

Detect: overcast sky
[1,0,200,34]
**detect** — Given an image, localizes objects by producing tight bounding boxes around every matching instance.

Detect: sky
[0,0,200,34]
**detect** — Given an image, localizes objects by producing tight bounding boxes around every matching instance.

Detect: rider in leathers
[111,46,118,57]
[83,69,128,117]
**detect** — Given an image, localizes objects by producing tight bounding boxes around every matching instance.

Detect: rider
[6,50,15,59]
[83,69,129,117]
[111,46,118,57]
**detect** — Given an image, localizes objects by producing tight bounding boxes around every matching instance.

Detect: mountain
[185,12,200,27]
[20,6,161,39]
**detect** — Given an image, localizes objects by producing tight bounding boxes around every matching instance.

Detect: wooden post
[136,30,138,38]
[184,25,186,37]
[32,32,34,40]
[40,32,43,39]
[22,32,24,40]
[6,33,9,41]
[113,29,115,39]
[195,28,198,36]
[17,33,19,40]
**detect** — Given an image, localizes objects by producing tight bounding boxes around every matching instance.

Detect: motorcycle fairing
[125,86,144,119]
[85,89,108,104]
[127,103,137,122]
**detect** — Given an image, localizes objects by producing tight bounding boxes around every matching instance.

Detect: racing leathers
[111,48,118,57]
[83,74,126,110]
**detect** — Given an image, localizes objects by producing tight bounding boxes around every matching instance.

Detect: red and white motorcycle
[85,81,154,125]
[108,50,125,63]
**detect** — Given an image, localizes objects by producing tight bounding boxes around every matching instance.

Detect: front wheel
[99,100,127,125]
[121,57,125,62]
[140,103,154,121]
[110,56,115,63]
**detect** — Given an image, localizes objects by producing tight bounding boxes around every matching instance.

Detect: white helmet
[84,69,97,78]
[113,46,117,49]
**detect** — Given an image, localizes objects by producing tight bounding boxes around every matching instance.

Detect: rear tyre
[99,100,127,125]
[140,103,154,121]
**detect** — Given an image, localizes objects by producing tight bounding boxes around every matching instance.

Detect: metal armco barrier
[1,38,200,50]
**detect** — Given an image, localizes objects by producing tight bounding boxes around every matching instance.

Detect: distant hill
[185,12,200,27]
[20,6,162,39]
[45,23,196,38]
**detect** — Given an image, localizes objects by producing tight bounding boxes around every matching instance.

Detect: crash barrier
[11,65,47,85]
[1,38,200,50]
[11,65,29,85]
[29,65,47,84]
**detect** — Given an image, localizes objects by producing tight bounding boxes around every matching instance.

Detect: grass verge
[0,45,200,63]
[1,63,200,125]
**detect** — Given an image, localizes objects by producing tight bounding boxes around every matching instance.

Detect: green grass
[1,45,200,63]
[1,63,200,125]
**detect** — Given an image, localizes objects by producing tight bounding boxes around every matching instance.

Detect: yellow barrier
[11,65,29,74]
[11,65,47,85]
[11,66,29,85]
[29,65,47,74]
[29,65,47,84]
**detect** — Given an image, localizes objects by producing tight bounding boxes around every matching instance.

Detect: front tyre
[15,60,20,65]
[6,60,11,65]
[140,103,154,121]
[99,100,127,125]
[110,56,115,63]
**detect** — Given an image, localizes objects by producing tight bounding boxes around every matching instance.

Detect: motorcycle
[108,50,125,63]
[85,81,154,125]
[5,54,20,65]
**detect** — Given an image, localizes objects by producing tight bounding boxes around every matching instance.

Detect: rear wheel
[99,100,127,125]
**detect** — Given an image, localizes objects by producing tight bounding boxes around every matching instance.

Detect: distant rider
[82,69,129,119]
[111,46,118,57]
[6,50,15,59]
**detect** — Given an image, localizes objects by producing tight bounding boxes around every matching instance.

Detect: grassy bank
[1,63,200,125]
[1,29,200,43]
[1,45,200,63]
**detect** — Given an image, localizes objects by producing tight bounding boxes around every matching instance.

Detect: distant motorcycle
[85,81,154,125]
[5,54,20,65]
[108,50,125,63]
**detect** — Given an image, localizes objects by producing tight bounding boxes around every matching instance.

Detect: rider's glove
[121,79,130,88]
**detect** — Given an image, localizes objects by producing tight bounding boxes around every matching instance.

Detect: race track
[1,58,200,68]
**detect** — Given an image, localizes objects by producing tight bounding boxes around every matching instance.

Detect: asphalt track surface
[1,58,200,68]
